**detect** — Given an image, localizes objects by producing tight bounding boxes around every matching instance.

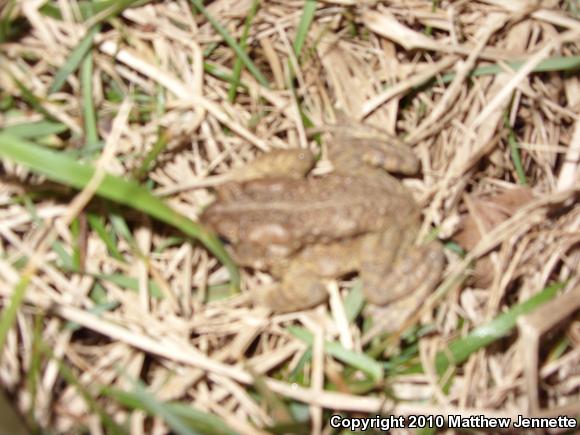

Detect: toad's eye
[218,235,231,245]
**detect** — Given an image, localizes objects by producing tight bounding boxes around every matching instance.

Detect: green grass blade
[89,0,152,23]
[81,50,99,145]
[0,0,27,44]
[288,348,311,384]
[287,326,384,382]
[49,25,101,94]
[248,369,295,425]
[93,273,163,299]
[110,213,138,250]
[293,0,317,56]
[11,76,57,121]
[0,133,240,291]
[204,62,249,89]
[343,280,365,323]
[64,301,120,332]
[261,421,312,435]
[190,0,269,87]
[122,381,196,435]
[504,110,527,185]
[0,274,31,356]
[440,55,580,84]
[41,0,148,22]
[87,213,126,262]
[507,125,527,185]
[1,121,68,138]
[167,403,238,435]
[56,260,164,301]
[102,385,238,435]
[403,282,564,375]
[133,128,169,181]
[132,85,167,180]
[22,314,43,431]
[52,240,74,270]
[227,0,260,102]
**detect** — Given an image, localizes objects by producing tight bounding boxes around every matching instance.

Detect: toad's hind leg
[361,240,445,306]
[330,136,420,176]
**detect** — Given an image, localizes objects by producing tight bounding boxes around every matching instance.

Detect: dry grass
[0,1,579,433]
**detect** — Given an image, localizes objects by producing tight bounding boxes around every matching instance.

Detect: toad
[201,125,444,312]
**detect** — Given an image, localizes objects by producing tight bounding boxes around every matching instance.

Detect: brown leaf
[455,186,535,286]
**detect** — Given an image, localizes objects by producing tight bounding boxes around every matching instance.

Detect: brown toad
[201,126,444,312]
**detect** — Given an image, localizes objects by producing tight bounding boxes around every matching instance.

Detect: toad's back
[201,173,420,249]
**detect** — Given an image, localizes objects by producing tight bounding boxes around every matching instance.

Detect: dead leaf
[455,186,535,286]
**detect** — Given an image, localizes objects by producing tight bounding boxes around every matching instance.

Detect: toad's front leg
[229,148,315,182]
[251,241,361,312]
[251,260,329,313]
